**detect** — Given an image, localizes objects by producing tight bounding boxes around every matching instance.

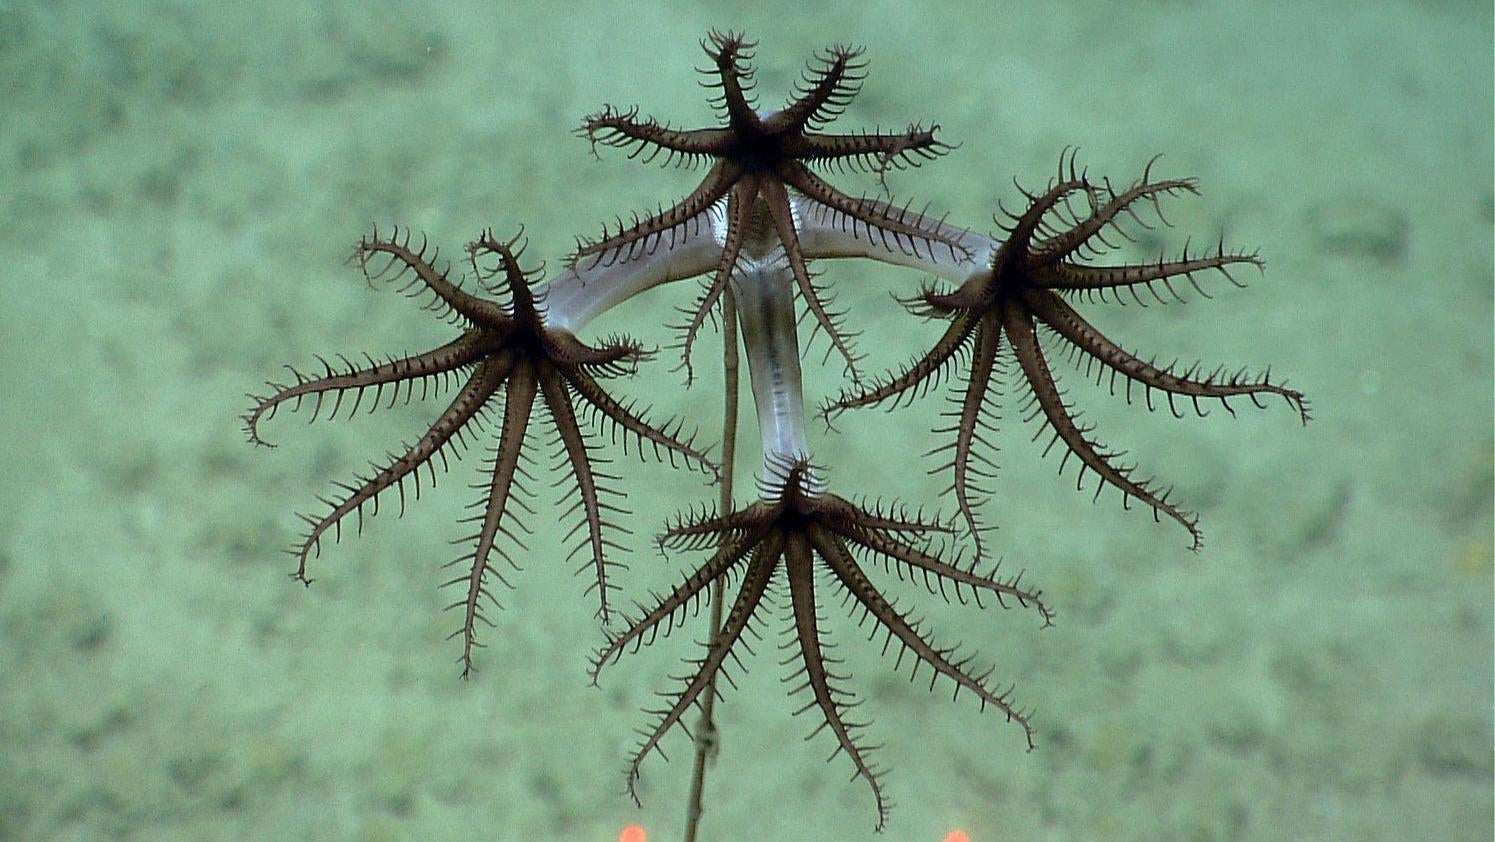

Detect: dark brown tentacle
[760,177,862,379]
[1036,247,1262,296]
[813,528,1035,747]
[786,529,889,832]
[443,356,534,678]
[623,530,781,806]
[571,161,739,270]
[1028,289,1309,422]
[543,329,646,374]
[836,521,1052,622]
[244,334,490,446]
[1004,309,1203,550]
[999,178,1089,257]
[701,29,759,130]
[676,176,758,384]
[353,227,505,325]
[937,313,1003,550]
[764,44,866,134]
[658,501,777,552]
[782,163,968,261]
[578,105,732,164]
[536,362,621,622]
[821,310,977,420]
[565,366,717,476]
[785,124,950,176]
[589,530,761,678]
[797,191,976,266]
[1032,174,1199,265]
[465,228,545,316]
[814,495,950,536]
[290,353,513,583]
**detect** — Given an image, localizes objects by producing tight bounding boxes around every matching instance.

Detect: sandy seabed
[1,1,1490,840]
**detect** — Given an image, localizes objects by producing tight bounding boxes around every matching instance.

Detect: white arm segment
[540,222,723,333]
[791,194,997,285]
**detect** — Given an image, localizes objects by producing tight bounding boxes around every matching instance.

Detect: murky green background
[2,1,1490,839]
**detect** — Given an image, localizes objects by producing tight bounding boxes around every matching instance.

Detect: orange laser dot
[943,831,971,842]
[618,824,647,842]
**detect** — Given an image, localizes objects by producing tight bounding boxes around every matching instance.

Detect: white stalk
[730,254,815,494]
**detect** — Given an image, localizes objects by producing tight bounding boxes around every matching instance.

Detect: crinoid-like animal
[575,28,966,381]
[824,150,1312,553]
[591,456,1053,831]
[243,228,714,675]
[244,28,1310,838]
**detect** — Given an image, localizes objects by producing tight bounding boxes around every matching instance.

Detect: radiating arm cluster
[245,229,713,676]
[246,29,1307,831]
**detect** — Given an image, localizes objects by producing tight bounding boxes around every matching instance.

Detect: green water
[1,1,1490,840]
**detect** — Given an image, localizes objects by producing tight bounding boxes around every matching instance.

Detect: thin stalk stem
[682,288,738,842]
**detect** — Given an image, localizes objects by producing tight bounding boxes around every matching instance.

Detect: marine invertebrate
[243,228,712,675]
[825,150,1312,552]
[589,238,1051,829]
[574,29,964,381]
[244,30,1307,837]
